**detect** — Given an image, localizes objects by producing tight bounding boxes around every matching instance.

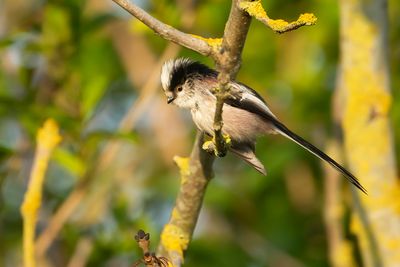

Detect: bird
[160,58,366,194]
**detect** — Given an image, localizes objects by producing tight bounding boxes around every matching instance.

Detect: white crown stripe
[160,58,195,90]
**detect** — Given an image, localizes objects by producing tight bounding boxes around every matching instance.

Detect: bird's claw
[202,134,231,157]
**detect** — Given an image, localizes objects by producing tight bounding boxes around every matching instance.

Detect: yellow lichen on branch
[160,223,190,266]
[239,0,317,33]
[190,35,222,50]
[160,157,192,266]
[158,134,213,266]
[173,156,190,184]
[21,119,62,267]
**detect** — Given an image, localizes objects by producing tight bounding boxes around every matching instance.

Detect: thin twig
[111,0,211,56]
[66,237,94,267]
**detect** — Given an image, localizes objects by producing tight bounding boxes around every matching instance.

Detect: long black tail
[272,119,367,194]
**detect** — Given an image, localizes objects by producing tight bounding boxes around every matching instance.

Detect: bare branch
[239,0,317,34]
[111,0,212,56]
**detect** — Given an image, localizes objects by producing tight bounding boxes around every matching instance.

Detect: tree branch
[111,0,212,56]
[210,0,252,156]
[239,0,317,34]
[158,133,214,266]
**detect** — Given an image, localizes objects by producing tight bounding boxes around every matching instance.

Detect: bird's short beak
[167,96,175,104]
[166,93,175,104]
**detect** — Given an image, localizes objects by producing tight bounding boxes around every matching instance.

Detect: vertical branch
[158,1,252,264]
[211,0,252,156]
[158,133,214,266]
[339,0,400,266]
[21,119,62,267]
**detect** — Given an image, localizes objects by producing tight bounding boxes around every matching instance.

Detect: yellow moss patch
[202,140,214,153]
[268,19,289,30]
[239,0,267,19]
[202,134,231,156]
[239,1,316,33]
[173,156,190,184]
[222,134,232,146]
[160,224,189,261]
[298,13,318,26]
[191,35,222,49]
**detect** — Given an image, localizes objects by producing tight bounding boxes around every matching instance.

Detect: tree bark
[339,0,400,266]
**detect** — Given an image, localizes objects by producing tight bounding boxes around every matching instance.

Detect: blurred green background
[0,0,399,266]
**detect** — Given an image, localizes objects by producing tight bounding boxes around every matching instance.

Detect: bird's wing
[229,142,267,176]
[228,82,277,120]
[225,82,367,194]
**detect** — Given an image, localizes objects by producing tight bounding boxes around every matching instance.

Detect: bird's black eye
[177,86,183,92]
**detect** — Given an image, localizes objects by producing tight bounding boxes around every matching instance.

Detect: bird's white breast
[191,103,214,135]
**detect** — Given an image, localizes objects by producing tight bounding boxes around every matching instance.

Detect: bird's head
[160,58,217,109]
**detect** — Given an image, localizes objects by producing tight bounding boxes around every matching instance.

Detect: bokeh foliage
[0,0,399,266]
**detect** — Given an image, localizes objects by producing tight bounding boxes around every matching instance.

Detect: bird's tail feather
[271,120,367,194]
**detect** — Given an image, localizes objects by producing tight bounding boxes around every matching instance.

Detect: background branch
[21,119,61,267]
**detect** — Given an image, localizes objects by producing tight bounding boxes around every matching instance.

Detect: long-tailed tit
[160,58,366,193]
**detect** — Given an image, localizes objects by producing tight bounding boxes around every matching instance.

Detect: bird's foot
[202,134,231,157]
